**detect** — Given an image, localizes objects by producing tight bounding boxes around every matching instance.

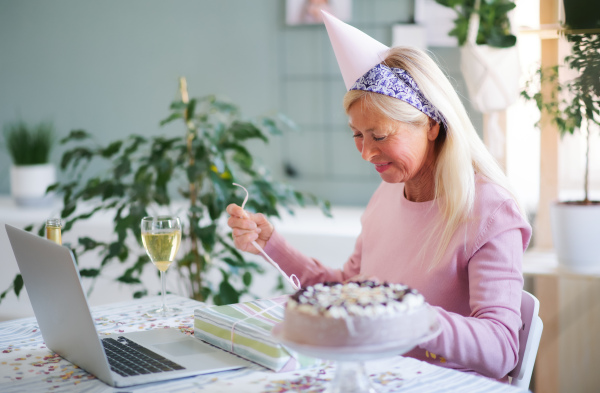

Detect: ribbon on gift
[229,296,287,352]
[232,183,301,291]
[194,296,321,371]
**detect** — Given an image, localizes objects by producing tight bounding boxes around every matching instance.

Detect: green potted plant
[435,0,516,47]
[0,78,330,305]
[435,0,520,113]
[3,120,56,206]
[563,0,600,31]
[521,33,600,272]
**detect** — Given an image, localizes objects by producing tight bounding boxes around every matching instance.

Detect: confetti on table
[0,295,528,393]
[371,371,404,387]
[263,375,331,393]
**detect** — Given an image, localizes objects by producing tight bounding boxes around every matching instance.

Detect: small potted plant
[521,33,600,272]
[3,120,56,206]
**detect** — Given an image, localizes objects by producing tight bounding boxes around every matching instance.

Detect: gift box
[194,295,320,372]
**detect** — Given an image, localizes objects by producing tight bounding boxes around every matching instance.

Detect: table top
[0,295,529,393]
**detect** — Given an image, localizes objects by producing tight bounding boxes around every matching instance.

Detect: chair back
[508,290,543,388]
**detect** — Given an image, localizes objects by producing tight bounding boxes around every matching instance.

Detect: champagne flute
[141,216,182,317]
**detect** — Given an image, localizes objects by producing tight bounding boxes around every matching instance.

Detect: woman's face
[347,101,439,184]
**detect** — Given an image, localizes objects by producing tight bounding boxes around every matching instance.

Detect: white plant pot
[460,44,521,113]
[10,163,56,207]
[550,201,600,274]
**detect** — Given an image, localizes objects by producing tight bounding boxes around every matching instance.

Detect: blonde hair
[343,47,525,268]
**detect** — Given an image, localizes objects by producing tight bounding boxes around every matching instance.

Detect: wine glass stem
[160,270,167,316]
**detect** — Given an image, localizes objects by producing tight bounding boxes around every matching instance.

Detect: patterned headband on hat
[350,64,445,125]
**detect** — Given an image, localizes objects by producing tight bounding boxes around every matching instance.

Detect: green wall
[0,0,481,205]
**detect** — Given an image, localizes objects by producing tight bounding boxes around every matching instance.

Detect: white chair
[508,290,543,388]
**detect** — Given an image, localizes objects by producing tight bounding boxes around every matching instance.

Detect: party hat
[321,11,389,90]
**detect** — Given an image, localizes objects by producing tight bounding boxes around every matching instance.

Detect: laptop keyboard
[102,336,186,377]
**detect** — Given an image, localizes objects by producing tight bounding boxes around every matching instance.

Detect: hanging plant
[434,0,517,48]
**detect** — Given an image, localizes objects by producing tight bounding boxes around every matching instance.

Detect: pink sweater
[264,176,532,379]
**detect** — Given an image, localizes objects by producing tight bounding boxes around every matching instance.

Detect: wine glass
[141,216,182,317]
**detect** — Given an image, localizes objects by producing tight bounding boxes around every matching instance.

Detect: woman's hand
[344,273,380,284]
[226,204,274,254]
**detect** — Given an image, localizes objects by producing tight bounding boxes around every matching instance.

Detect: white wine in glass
[141,216,182,317]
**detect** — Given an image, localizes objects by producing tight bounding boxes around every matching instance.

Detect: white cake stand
[272,306,442,393]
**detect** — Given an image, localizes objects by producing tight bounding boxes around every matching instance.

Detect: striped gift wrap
[193,295,321,372]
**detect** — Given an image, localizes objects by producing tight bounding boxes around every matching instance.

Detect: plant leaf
[227,121,268,143]
[218,275,240,304]
[195,224,217,252]
[60,129,91,144]
[79,237,103,251]
[101,141,123,158]
[160,112,183,126]
[79,268,100,277]
[13,274,24,297]
[117,275,142,284]
[242,271,252,287]
[60,147,94,170]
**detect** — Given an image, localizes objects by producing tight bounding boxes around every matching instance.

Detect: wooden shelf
[519,23,600,39]
[523,249,600,279]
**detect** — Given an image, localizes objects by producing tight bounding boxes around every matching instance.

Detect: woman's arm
[264,230,363,287]
[419,200,529,379]
[227,202,364,287]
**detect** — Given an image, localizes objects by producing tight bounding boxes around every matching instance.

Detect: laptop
[5,224,251,387]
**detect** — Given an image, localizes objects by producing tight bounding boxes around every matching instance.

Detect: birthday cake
[282,281,433,347]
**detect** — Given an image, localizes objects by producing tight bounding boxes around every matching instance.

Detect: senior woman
[226,13,531,381]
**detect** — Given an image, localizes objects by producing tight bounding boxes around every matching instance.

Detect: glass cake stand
[272,306,441,393]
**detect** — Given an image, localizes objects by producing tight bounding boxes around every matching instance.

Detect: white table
[0,295,529,393]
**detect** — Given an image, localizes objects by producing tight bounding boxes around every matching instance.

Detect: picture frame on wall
[286,0,352,25]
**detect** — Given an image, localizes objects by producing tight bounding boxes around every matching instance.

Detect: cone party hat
[321,11,389,90]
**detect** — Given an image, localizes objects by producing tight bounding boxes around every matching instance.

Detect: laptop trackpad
[152,339,216,357]
[122,328,218,357]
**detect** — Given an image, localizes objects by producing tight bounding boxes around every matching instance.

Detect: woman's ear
[427,120,440,141]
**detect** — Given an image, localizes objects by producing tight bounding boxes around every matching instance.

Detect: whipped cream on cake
[287,281,424,319]
[281,281,433,347]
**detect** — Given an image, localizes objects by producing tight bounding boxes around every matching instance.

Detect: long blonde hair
[343,47,525,268]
